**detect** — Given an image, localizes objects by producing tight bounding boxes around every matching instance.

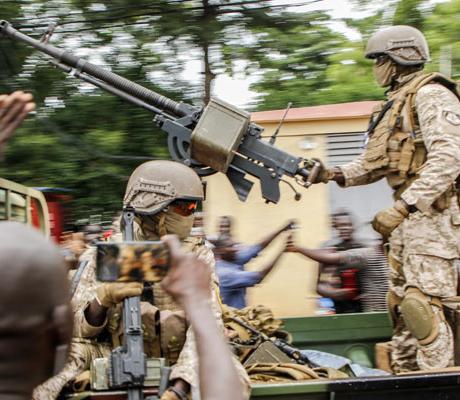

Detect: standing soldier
[311,26,460,372]
[33,160,249,399]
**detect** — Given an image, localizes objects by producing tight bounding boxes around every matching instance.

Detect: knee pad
[400,287,442,346]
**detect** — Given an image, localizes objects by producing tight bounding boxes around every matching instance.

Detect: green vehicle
[66,311,460,400]
[251,312,460,400]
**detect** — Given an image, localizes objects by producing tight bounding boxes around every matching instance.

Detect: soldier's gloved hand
[308,158,335,184]
[161,381,189,400]
[372,200,409,239]
[160,389,182,400]
[95,282,143,308]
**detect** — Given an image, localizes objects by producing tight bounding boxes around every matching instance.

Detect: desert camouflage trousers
[32,339,111,400]
[388,212,458,373]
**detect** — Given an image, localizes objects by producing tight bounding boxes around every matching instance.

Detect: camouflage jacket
[34,237,250,399]
[340,75,460,258]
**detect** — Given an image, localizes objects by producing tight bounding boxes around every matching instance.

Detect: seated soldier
[33,160,250,400]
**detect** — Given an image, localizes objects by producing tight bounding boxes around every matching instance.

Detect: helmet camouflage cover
[123,160,204,215]
[365,25,430,66]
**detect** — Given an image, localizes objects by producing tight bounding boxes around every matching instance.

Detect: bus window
[10,192,27,223]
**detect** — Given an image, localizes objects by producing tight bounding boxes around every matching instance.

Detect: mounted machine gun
[0,20,320,204]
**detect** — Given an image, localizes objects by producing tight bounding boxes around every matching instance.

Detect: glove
[372,200,409,239]
[72,370,91,392]
[309,158,335,184]
[96,282,143,308]
[161,388,186,400]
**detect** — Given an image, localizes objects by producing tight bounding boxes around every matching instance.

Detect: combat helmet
[123,160,204,215]
[365,25,430,66]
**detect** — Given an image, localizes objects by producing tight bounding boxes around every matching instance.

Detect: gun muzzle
[0,20,194,117]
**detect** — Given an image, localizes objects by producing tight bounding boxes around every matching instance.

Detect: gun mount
[0,20,318,203]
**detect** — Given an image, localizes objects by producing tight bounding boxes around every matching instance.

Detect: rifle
[107,208,146,400]
[0,20,320,204]
[230,316,317,367]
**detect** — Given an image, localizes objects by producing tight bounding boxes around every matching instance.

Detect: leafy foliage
[0,0,459,221]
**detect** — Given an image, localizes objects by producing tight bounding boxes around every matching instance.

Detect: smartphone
[95,241,170,283]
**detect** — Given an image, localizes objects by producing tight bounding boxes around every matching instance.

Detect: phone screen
[96,241,170,283]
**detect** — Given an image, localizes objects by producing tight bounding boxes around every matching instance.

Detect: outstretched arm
[257,220,295,250]
[0,91,35,155]
[286,241,342,265]
[257,245,285,282]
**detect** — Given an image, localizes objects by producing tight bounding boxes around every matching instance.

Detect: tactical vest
[363,72,460,205]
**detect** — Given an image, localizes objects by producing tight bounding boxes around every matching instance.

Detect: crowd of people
[0,22,459,400]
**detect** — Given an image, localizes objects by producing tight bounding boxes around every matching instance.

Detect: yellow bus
[0,177,50,236]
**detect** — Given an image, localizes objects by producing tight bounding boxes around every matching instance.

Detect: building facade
[203,100,393,317]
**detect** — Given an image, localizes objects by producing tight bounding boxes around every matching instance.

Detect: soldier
[34,160,249,399]
[0,222,72,400]
[311,26,460,372]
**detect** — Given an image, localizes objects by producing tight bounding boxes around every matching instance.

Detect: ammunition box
[243,340,292,366]
[191,97,250,173]
[90,357,166,391]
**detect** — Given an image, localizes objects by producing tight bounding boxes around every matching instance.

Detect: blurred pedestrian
[214,221,293,309]
[317,210,366,314]
[217,215,234,241]
[286,236,389,313]
[82,223,103,245]
[190,211,206,239]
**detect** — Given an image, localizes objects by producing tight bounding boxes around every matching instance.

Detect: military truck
[251,312,460,400]
[64,311,460,400]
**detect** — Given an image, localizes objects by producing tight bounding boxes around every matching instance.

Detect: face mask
[163,208,194,240]
[373,58,396,87]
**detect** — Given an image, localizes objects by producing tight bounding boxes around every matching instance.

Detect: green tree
[245,11,348,110]
[424,0,460,79]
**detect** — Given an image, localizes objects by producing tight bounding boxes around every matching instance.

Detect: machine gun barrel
[0,20,191,118]
[1,20,316,203]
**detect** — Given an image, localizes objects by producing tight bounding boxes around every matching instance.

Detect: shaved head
[0,222,72,399]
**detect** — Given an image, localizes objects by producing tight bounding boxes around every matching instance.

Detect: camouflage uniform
[340,73,460,372]
[32,248,110,399]
[34,226,250,399]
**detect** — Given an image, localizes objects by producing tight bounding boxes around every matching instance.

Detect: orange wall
[203,116,369,317]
